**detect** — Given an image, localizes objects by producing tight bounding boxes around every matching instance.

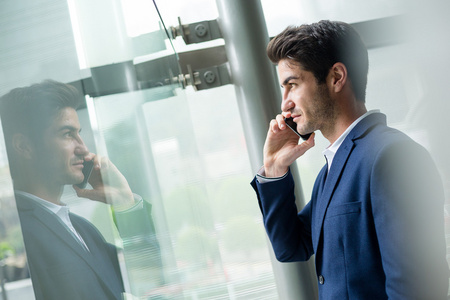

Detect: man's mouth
[73,160,84,167]
[292,115,301,122]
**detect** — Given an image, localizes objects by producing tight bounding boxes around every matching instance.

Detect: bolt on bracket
[170,17,222,44]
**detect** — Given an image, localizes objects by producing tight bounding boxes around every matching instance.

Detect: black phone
[284,117,312,141]
[75,160,94,189]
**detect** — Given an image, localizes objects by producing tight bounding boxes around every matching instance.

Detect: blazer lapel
[312,112,387,251]
[70,214,123,297]
[16,194,121,298]
[312,139,355,251]
[34,209,92,257]
[16,195,114,287]
[16,194,90,258]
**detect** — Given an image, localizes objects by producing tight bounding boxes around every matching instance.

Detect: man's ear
[329,62,348,93]
[12,134,34,159]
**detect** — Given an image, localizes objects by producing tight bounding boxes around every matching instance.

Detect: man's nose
[281,93,294,112]
[75,137,89,156]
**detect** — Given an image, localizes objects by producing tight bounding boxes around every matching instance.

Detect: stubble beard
[302,84,337,135]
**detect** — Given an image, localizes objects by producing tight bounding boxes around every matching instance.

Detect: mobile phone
[75,160,94,189]
[284,117,312,141]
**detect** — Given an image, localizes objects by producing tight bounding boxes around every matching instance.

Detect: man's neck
[323,101,367,144]
[14,180,64,205]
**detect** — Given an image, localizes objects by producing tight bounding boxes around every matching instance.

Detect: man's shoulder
[14,193,46,218]
[345,118,435,177]
[349,112,412,145]
[353,116,419,152]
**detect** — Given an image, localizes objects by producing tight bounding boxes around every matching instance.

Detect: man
[0,80,160,299]
[251,20,449,299]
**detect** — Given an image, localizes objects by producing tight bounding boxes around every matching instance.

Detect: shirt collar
[322,110,380,171]
[15,190,67,215]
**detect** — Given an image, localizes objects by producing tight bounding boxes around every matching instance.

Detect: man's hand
[73,154,134,210]
[263,114,315,178]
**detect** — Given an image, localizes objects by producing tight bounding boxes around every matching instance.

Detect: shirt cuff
[256,166,289,183]
[116,193,144,213]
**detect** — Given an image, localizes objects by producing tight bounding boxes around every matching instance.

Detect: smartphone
[284,117,312,141]
[75,160,94,189]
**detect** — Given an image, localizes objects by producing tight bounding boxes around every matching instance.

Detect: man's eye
[281,83,295,89]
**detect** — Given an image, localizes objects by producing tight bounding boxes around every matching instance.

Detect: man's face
[32,107,89,186]
[278,59,336,135]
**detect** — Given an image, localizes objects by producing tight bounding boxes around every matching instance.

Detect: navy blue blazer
[252,113,449,299]
[16,194,125,300]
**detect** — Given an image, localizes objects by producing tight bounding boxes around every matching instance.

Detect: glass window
[0,0,276,299]
[87,84,275,298]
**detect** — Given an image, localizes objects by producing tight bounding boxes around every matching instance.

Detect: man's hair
[267,20,369,102]
[0,80,81,172]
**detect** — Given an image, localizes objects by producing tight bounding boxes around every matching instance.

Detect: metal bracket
[69,21,230,101]
[178,63,231,91]
[176,45,231,91]
[137,45,231,91]
[170,17,222,44]
[70,46,232,102]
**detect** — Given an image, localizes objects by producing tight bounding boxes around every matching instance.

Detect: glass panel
[88,82,276,299]
[0,0,176,299]
[0,0,278,299]
[0,126,30,299]
[154,0,223,54]
[0,0,83,298]
[79,0,278,298]
[0,0,81,95]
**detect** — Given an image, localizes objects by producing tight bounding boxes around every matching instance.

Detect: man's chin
[298,126,314,136]
[68,174,84,186]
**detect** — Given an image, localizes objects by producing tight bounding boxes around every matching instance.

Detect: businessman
[0,80,160,299]
[251,20,449,299]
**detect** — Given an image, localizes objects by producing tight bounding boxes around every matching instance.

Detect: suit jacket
[15,193,125,300]
[251,113,449,299]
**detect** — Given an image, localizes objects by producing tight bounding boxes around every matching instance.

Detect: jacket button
[318,275,324,285]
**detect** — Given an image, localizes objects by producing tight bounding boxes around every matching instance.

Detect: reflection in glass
[90,84,275,298]
[0,81,162,299]
[0,128,30,298]
[0,0,277,298]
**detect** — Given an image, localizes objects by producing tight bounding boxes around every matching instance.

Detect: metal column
[215,0,318,299]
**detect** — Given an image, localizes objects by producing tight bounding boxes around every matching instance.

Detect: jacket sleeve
[251,169,314,262]
[370,141,449,299]
[113,198,164,286]
[114,199,162,267]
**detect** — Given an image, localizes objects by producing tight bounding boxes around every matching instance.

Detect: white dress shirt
[322,110,380,171]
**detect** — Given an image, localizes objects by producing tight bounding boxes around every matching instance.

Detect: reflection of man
[0,80,157,299]
[251,21,449,299]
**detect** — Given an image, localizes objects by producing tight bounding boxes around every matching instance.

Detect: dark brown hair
[267,20,369,102]
[0,80,81,172]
